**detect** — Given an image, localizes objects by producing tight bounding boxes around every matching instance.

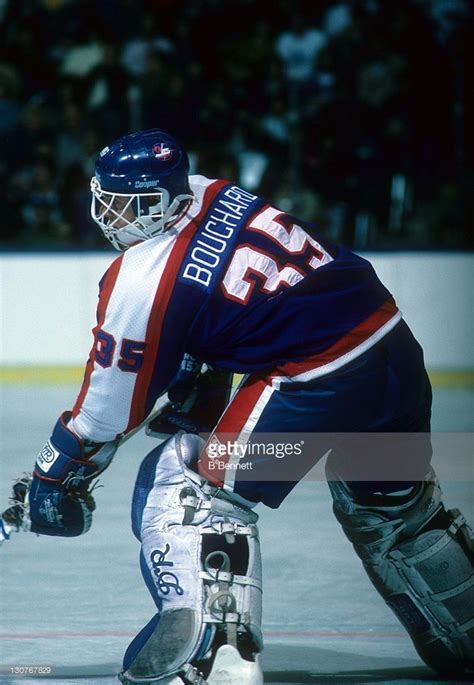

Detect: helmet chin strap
[162,192,194,226]
[136,193,193,234]
[112,192,194,250]
[109,223,149,251]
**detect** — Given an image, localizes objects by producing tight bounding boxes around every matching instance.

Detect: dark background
[0,0,472,251]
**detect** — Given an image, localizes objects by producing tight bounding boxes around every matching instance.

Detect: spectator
[275,12,327,86]
[0,0,469,250]
[0,62,21,135]
[120,11,175,77]
[17,160,70,247]
[55,102,88,172]
[86,43,130,139]
[60,29,105,80]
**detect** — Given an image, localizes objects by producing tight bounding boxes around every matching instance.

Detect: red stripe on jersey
[126,180,228,431]
[72,255,124,418]
[198,374,271,486]
[213,375,269,434]
[276,298,399,378]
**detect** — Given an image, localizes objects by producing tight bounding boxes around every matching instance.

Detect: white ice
[0,384,472,684]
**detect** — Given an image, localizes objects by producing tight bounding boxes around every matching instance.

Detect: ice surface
[0,384,472,684]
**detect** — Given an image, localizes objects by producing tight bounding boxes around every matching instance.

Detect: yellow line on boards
[0,367,472,388]
[0,366,85,384]
[427,370,474,388]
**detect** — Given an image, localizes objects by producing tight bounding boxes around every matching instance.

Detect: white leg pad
[120,433,263,684]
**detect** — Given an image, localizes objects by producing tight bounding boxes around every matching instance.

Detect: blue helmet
[90,129,192,250]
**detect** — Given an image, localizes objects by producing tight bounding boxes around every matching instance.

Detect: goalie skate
[119,643,262,685]
[206,644,262,685]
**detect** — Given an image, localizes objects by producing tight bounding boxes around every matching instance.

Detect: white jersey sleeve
[69,232,185,442]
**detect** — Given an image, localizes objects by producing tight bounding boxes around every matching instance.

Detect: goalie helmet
[90,129,193,250]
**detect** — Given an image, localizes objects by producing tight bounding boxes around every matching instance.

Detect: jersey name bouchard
[179,185,261,289]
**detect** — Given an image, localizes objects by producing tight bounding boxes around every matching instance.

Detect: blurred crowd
[0,0,472,251]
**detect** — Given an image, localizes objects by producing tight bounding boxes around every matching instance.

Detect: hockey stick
[1,365,233,543]
[0,394,171,545]
[117,392,170,446]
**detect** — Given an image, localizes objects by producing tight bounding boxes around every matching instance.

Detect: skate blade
[207,645,263,685]
[119,673,184,685]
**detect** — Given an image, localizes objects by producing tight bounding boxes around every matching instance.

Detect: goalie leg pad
[120,433,263,684]
[326,457,474,674]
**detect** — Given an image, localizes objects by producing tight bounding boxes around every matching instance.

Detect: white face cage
[90,176,193,251]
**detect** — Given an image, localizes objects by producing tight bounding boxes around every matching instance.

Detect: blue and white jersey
[70,175,401,442]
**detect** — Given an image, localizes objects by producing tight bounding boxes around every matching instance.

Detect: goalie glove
[28,411,117,537]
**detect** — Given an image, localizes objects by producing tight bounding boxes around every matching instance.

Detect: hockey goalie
[2,128,472,683]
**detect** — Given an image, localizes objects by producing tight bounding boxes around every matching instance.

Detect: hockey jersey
[71,175,401,442]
